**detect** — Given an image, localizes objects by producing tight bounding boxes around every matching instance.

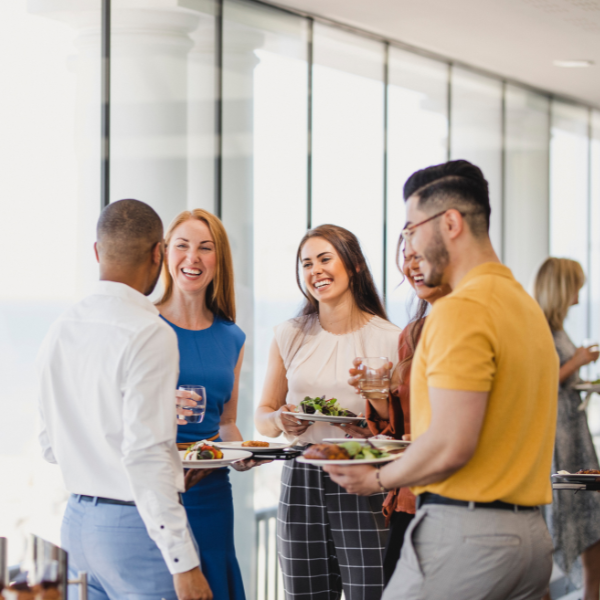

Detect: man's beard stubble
[422,225,449,288]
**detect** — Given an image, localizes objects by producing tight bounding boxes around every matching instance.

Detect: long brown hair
[295,224,387,321]
[157,209,236,322]
[534,257,585,331]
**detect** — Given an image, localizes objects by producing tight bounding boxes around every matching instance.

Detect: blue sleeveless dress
[161,315,246,600]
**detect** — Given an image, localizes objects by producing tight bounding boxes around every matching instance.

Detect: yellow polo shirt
[410,262,558,506]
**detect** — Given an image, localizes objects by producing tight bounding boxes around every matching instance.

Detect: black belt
[417,492,537,512]
[76,494,136,507]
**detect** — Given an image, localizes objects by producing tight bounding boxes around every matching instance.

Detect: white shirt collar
[93,280,159,316]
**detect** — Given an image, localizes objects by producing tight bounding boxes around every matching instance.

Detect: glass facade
[3,0,600,596]
[386,49,448,327]
[550,101,590,345]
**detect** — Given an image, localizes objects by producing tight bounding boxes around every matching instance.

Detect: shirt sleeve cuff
[162,539,200,574]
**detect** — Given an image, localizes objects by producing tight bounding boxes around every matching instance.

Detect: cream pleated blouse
[274,315,402,445]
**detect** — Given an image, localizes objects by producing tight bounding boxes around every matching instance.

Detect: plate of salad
[293,396,363,424]
[296,441,400,466]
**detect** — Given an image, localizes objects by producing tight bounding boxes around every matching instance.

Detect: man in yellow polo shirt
[325,159,558,600]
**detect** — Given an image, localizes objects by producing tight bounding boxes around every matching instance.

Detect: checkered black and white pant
[277,459,388,600]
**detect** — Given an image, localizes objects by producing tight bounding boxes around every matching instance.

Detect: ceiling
[273,0,600,107]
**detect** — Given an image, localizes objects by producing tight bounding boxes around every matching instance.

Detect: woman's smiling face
[403,244,451,304]
[301,237,351,305]
[167,218,217,296]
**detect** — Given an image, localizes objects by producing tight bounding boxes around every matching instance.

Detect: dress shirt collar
[93,280,159,316]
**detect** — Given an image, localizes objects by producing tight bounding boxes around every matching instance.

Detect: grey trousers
[383,504,553,600]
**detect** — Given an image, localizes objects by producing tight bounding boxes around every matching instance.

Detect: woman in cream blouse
[256,224,400,600]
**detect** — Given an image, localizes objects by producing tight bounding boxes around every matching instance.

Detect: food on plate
[370,434,395,441]
[576,469,600,474]
[296,395,357,417]
[242,440,270,448]
[304,443,350,461]
[303,441,390,461]
[183,442,224,461]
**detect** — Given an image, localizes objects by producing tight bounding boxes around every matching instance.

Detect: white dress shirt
[37,281,199,575]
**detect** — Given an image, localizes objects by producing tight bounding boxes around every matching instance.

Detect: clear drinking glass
[356,357,391,399]
[178,385,207,424]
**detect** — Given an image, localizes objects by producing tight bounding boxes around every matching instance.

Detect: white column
[109,6,201,227]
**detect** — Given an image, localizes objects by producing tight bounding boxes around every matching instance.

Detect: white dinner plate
[179,449,252,469]
[573,383,600,392]
[323,437,411,449]
[296,454,400,467]
[551,473,600,483]
[293,412,364,424]
[213,441,291,453]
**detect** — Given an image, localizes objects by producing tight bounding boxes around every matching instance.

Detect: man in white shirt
[37,199,212,600]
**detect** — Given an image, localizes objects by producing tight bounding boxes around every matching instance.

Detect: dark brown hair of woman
[295,224,388,324]
[395,234,428,384]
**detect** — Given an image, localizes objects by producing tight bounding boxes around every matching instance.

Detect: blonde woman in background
[157,209,247,600]
[535,257,600,600]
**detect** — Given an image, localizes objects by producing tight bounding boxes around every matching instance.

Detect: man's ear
[94,242,100,264]
[444,209,464,240]
[152,240,164,265]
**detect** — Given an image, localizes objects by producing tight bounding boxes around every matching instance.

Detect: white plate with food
[296,441,401,466]
[179,444,252,469]
[324,437,411,449]
[213,441,291,453]
[297,455,399,466]
[292,395,363,424]
[552,471,600,483]
[573,383,600,392]
[294,413,363,424]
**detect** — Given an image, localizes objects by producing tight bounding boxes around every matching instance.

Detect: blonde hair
[534,257,585,331]
[157,209,236,322]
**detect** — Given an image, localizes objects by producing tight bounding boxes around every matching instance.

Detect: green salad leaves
[299,395,356,417]
[338,441,390,460]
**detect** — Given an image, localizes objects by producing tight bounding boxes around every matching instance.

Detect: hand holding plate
[323,463,380,495]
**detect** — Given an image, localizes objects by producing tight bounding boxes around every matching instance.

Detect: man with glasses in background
[325,160,558,600]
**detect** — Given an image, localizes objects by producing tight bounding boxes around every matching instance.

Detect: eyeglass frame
[401,209,449,241]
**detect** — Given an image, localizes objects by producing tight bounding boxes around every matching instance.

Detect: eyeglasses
[401,210,449,241]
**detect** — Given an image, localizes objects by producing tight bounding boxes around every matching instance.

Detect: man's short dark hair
[97,199,163,266]
[403,160,491,238]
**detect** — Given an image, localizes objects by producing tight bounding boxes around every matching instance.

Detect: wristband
[375,467,388,494]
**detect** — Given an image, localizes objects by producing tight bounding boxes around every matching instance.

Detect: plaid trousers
[277,459,388,600]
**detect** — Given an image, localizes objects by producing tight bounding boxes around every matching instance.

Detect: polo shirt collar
[93,280,159,316]
[455,262,514,292]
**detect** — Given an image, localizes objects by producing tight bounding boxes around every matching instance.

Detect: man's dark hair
[97,199,163,266]
[403,160,491,237]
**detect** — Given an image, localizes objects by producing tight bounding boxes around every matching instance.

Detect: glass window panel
[386,49,448,327]
[311,24,385,292]
[222,0,308,589]
[450,68,503,255]
[110,3,217,225]
[589,110,600,454]
[550,101,590,344]
[0,2,101,562]
[504,86,550,289]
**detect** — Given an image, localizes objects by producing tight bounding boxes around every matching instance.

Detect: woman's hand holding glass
[573,345,600,369]
[348,357,394,398]
[275,404,314,436]
[176,389,201,425]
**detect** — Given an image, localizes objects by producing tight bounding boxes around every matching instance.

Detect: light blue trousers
[61,495,177,600]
